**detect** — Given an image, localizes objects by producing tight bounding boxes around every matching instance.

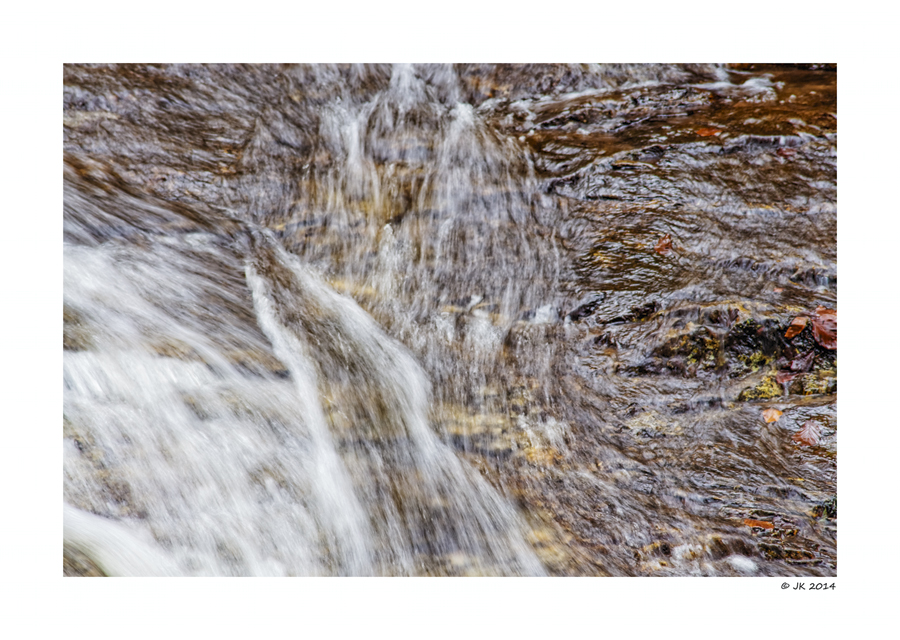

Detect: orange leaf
[793,421,822,446]
[654,234,672,254]
[784,316,808,339]
[762,408,782,423]
[697,127,722,137]
[743,519,775,529]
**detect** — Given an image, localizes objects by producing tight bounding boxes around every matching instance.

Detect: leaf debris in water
[775,370,797,385]
[784,316,808,339]
[654,233,673,255]
[793,421,822,446]
[743,519,775,530]
[811,306,836,350]
[790,350,815,372]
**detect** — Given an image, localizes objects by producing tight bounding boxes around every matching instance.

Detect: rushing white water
[63,504,180,577]
[63,64,554,575]
[63,230,545,575]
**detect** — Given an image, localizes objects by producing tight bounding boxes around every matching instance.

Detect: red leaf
[811,307,836,350]
[784,316,808,339]
[777,148,797,158]
[654,234,673,254]
[697,127,722,137]
[790,350,815,372]
[793,421,822,446]
[775,370,797,385]
[743,519,775,529]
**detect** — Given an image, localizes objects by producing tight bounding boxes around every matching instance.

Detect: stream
[63,63,836,576]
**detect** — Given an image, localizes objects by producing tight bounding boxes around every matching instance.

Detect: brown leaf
[762,408,783,423]
[773,287,784,293]
[811,307,836,350]
[696,127,722,137]
[743,519,775,529]
[793,421,822,446]
[784,316,808,339]
[776,148,797,158]
[654,234,672,255]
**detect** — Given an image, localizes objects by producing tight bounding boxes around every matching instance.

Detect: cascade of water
[72,64,757,576]
[245,232,544,575]
[63,63,554,573]
[65,238,332,575]
[269,64,570,448]
[64,63,838,577]
[63,225,545,574]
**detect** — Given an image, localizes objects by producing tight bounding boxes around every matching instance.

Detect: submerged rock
[738,373,783,401]
[63,305,93,351]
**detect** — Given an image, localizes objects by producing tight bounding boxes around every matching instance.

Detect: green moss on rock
[735,350,771,375]
[738,374,782,401]
[797,370,837,395]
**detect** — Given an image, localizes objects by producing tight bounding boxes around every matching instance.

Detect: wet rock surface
[64,64,835,576]
[63,547,107,577]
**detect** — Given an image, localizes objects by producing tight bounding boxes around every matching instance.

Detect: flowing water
[63,64,836,576]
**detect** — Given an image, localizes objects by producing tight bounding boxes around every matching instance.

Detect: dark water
[63,64,836,576]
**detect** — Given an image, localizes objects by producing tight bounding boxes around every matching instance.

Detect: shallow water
[64,64,836,576]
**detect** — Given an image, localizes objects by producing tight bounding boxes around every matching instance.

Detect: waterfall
[63,64,554,575]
